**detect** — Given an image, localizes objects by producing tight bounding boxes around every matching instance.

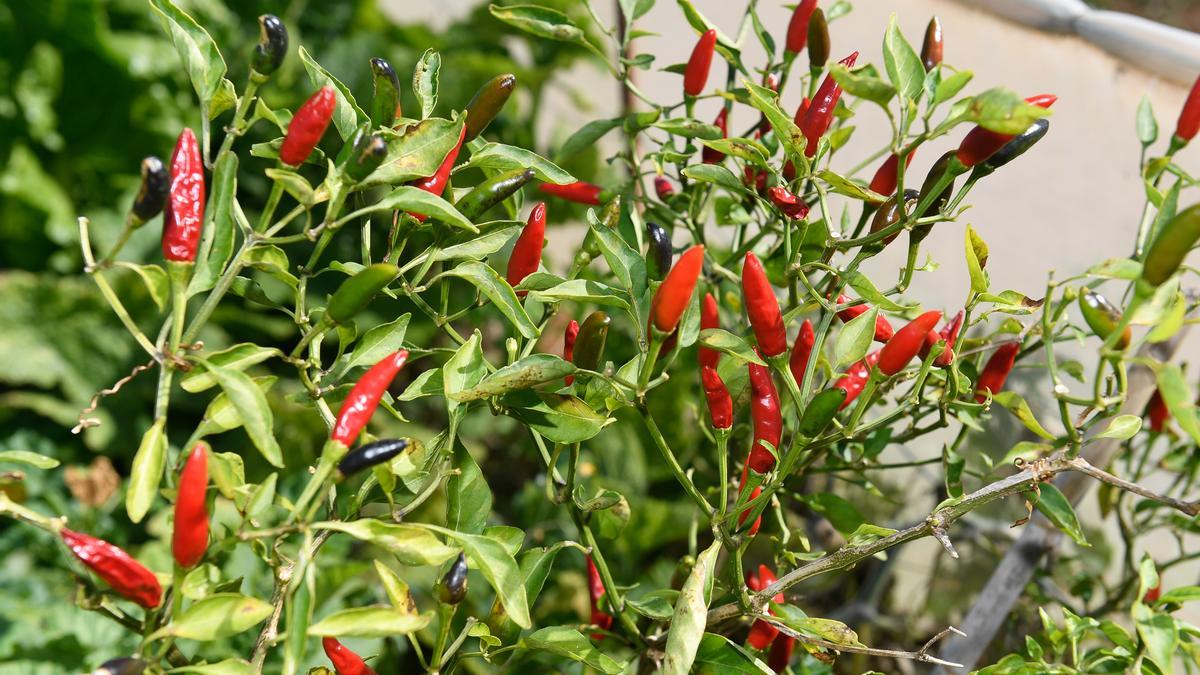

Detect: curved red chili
[654,176,676,200]
[162,128,206,263]
[834,351,880,410]
[956,94,1056,167]
[921,309,964,367]
[586,555,614,639]
[172,442,210,569]
[650,245,705,333]
[413,123,466,197]
[878,310,942,376]
[974,342,1020,402]
[1175,74,1200,143]
[746,356,782,473]
[331,350,409,446]
[792,96,811,127]
[280,86,336,166]
[746,565,785,650]
[835,294,894,343]
[564,319,579,386]
[701,365,733,429]
[703,108,728,164]
[1147,389,1170,433]
[868,151,916,197]
[785,0,818,54]
[699,292,721,369]
[767,187,810,220]
[507,202,546,294]
[684,29,717,97]
[538,180,602,205]
[322,637,377,675]
[799,51,859,157]
[737,465,762,536]
[789,319,815,387]
[742,253,787,357]
[60,529,162,609]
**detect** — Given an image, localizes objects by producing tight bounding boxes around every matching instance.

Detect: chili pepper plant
[5,1,1200,673]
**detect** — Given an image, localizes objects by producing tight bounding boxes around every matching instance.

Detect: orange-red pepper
[280,87,336,166]
[172,442,210,569]
[507,202,545,294]
[956,94,1056,167]
[742,253,788,357]
[975,342,1019,402]
[331,350,409,446]
[878,310,942,376]
[684,29,717,97]
[60,529,162,609]
[650,245,705,334]
[163,128,206,263]
[789,319,815,387]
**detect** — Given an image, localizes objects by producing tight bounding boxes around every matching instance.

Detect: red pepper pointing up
[654,176,676,200]
[975,342,1019,402]
[507,202,546,294]
[742,253,788,357]
[956,94,1056,167]
[800,51,858,157]
[172,442,210,569]
[331,350,409,446]
[785,0,819,54]
[650,245,705,333]
[877,310,942,376]
[563,319,579,386]
[789,319,815,387]
[767,187,810,220]
[737,465,762,536]
[1175,74,1200,143]
[162,128,205,263]
[868,151,916,197]
[407,123,466,222]
[1146,389,1169,432]
[834,351,880,410]
[322,637,377,675]
[60,529,162,609]
[280,86,336,166]
[746,565,785,650]
[684,29,717,97]
[921,309,964,366]
[746,355,782,473]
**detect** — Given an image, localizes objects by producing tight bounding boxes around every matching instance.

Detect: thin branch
[769,618,966,668]
[1068,457,1199,516]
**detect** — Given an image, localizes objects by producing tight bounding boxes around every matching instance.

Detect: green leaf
[834,307,876,368]
[421,524,532,628]
[934,70,973,104]
[742,79,807,163]
[662,540,721,675]
[443,332,488,418]
[308,606,431,637]
[589,208,648,301]
[1147,291,1186,343]
[207,451,245,499]
[335,314,411,377]
[653,118,723,140]
[338,185,475,232]
[201,360,283,467]
[1096,414,1142,440]
[965,225,989,294]
[314,520,459,566]
[434,224,522,262]
[991,391,1056,440]
[368,116,466,187]
[675,0,739,63]
[817,169,884,203]
[182,343,281,393]
[1157,364,1200,445]
[167,659,253,674]
[413,48,440,119]
[0,450,59,469]
[520,627,624,673]
[682,164,746,193]
[1087,258,1142,280]
[150,594,271,642]
[530,279,631,310]
[626,591,677,620]
[438,262,538,338]
[112,262,169,311]
[882,16,925,102]
[451,354,575,402]
[845,271,914,312]
[1133,602,1178,673]
[126,418,167,523]
[503,391,613,444]
[1136,95,1158,146]
[466,142,575,184]
[803,493,865,534]
[298,46,367,140]
[489,4,586,42]
[1158,586,1200,605]
[696,329,767,366]
[558,118,622,161]
[447,442,493,534]
[188,152,239,295]
[772,606,865,647]
[830,64,896,107]
[374,560,419,614]
[196,376,277,439]
[961,87,1053,135]
[693,633,772,674]
[244,473,277,521]
[148,0,235,118]
[1034,484,1088,546]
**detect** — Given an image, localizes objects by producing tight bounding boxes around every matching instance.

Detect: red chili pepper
[586,555,614,639]
[792,96,812,126]
[785,0,819,54]
[1147,389,1169,432]
[956,94,1057,167]
[789,319,815,387]
[767,187,810,220]
[834,351,880,410]
[564,319,579,386]
[974,342,1019,402]
[746,356,782,473]
[280,86,336,166]
[799,51,859,157]
[737,465,762,536]
[699,292,721,369]
[650,245,705,334]
[744,165,768,194]
[322,637,377,675]
[922,309,964,367]
[507,202,545,294]
[742,253,788,357]
[769,634,795,672]
[701,365,733,429]
[1144,581,1162,603]
[162,128,206,263]
[404,123,467,223]
[60,529,162,608]
[172,442,210,569]
[684,29,717,97]
[835,294,894,342]
[654,176,676,200]
[877,310,942,376]
[703,108,729,164]
[331,350,409,446]
[1175,74,1200,143]
[745,565,785,649]
[868,151,916,196]
[538,180,602,205]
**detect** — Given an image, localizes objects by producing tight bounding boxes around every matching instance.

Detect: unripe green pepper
[799,387,847,437]
[343,132,388,183]
[1142,204,1200,287]
[457,168,536,220]
[1078,289,1130,349]
[912,151,958,243]
[572,311,611,371]
[369,57,401,128]
[575,196,621,267]
[437,553,469,605]
[326,263,399,324]
[807,8,830,68]
[464,74,516,142]
[250,15,288,78]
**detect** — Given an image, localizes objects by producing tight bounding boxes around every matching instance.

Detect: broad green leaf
[438,262,538,337]
[149,0,235,118]
[1087,258,1142,280]
[443,332,488,418]
[367,116,465,187]
[183,343,280,393]
[991,391,1057,440]
[504,391,613,443]
[803,493,865,534]
[743,79,807,163]
[965,225,989,294]
[150,594,271,642]
[693,633,772,674]
[0,450,59,469]
[817,169,883,203]
[662,540,721,675]
[167,659,253,674]
[337,185,475,232]
[960,87,1053,135]
[413,48,440,119]
[374,560,419,614]
[1158,586,1200,605]
[298,46,367,140]
[112,262,169,311]
[696,329,767,365]
[530,279,631,310]
[447,442,493,534]
[771,606,865,647]
[845,271,914,311]
[1133,602,1178,673]
[489,4,586,43]
[882,16,925,102]
[558,118,622,161]
[434,224,522,262]
[243,473,277,521]
[202,360,283,467]
[1146,291,1185,343]
[934,70,973,103]
[1156,364,1200,445]
[830,64,896,106]
[520,627,624,674]
[196,376,277,438]
[589,208,648,300]
[1034,484,1087,546]
[1096,414,1141,440]
[264,168,315,206]
[126,418,167,523]
[675,0,739,62]
[336,314,411,376]
[466,142,574,184]
[653,118,722,140]
[207,451,245,500]
[308,606,431,637]
[422,524,531,628]
[314,520,459,566]
[188,152,239,295]
[834,307,876,368]
[399,368,443,402]
[682,164,746,192]
[451,354,575,402]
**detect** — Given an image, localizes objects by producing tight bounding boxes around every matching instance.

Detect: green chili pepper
[343,132,387,183]
[971,119,1050,180]
[912,151,959,243]
[1078,288,1130,350]
[464,74,516,142]
[326,263,399,324]
[369,57,402,129]
[807,8,830,69]
[798,388,846,437]
[572,311,611,372]
[1142,204,1200,287]
[457,168,536,220]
